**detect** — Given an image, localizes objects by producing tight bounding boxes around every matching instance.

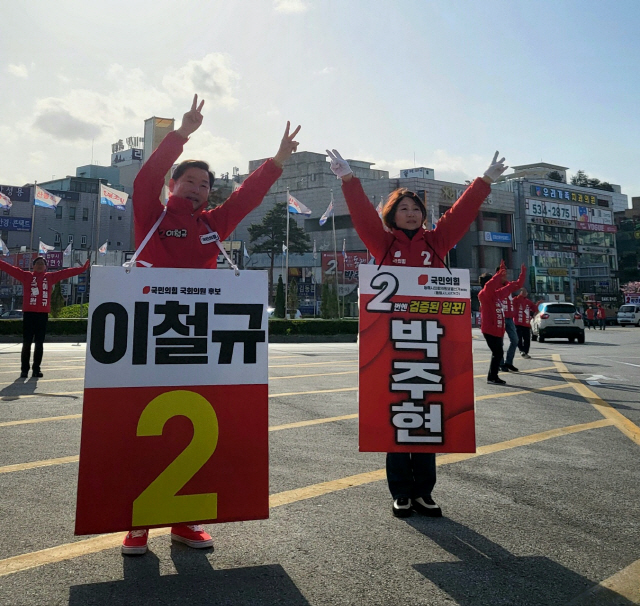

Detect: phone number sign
[75,267,269,535]
[358,265,475,453]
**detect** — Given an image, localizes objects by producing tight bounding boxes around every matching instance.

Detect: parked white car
[617,304,640,327]
[531,302,585,343]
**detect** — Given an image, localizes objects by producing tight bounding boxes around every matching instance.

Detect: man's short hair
[32,256,47,267]
[172,160,215,189]
[479,272,492,288]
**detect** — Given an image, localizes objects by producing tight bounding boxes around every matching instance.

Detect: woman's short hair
[32,256,48,267]
[381,188,427,230]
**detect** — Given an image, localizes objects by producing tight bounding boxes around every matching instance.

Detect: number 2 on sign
[132,390,218,527]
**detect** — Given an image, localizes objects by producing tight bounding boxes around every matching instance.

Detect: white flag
[287,193,312,215]
[38,240,55,254]
[0,192,12,209]
[0,237,9,256]
[244,245,250,260]
[99,242,108,255]
[313,239,317,261]
[282,242,288,253]
[100,183,128,211]
[319,197,334,226]
[34,185,62,209]
[63,243,72,257]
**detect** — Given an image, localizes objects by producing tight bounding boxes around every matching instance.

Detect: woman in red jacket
[512,288,541,359]
[0,256,90,378]
[479,261,526,385]
[327,148,507,519]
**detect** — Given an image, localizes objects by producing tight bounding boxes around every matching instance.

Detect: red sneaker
[170,524,213,549]
[121,529,149,555]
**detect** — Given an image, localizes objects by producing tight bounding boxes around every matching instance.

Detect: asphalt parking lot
[0,327,639,605]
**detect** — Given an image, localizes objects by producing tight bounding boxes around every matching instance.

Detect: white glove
[483,151,508,183]
[326,149,353,179]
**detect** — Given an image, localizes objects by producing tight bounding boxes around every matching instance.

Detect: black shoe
[20,371,28,378]
[412,496,442,517]
[32,371,43,378]
[505,364,519,372]
[487,376,506,385]
[499,365,509,372]
[392,497,412,518]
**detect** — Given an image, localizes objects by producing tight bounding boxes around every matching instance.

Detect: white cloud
[274,0,309,13]
[163,54,240,109]
[7,63,28,78]
[315,67,334,76]
[32,65,173,144]
[178,130,243,175]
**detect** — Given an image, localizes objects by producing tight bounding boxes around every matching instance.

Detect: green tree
[547,171,564,183]
[49,283,65,318]
[320,282,330,318]
[248,201,311,302]
[287,278,299,317]
[274,275,286,318]
[570,170,589,187]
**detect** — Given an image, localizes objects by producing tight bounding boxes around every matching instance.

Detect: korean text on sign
[358,265,475,453]
[75,267,269,535]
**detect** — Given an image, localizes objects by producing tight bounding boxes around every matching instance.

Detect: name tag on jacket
[200,232,220,245]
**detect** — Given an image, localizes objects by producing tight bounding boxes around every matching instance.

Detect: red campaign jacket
[341,176,491,268]
[512,295,540,327]
[133,131,282,269]
[585,308,595,320]
[0,259,90,313]
[479,272,526,338]
[500,296,514,319]
[596,307,606,319]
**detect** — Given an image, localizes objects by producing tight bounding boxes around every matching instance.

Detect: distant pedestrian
[512,288,542,359]
[497,267,519,373]
[585,305,595,330]
[0,256,90,378]
[479,261,526,385]
[596,303,606,330]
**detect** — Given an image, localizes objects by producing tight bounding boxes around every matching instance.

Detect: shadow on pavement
[408,517,634,606]
[68,545,309,606]
[0,377,80,402]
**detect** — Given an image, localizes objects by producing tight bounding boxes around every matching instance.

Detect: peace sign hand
[177,94,205,138]
[273,121,301,168]
[482,151,508,183]
[326,149,353,180]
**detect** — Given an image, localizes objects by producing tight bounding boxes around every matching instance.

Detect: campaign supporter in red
[596,303,606,330]
[327,147,508,519]
[0,257,90,378]
[585,305,595,329]
[499,285,519,373]
[122,95,301,555]
[512,288,541,359]
[479,261,526,385]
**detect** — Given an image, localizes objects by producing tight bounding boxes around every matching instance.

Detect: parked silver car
[617,304,640,327]
[531,302,585,343]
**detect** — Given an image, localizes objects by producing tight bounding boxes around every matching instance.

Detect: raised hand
[177,94,205,138]
[482,151,508,183]
[273,121,301,167]
[326,149,353,180]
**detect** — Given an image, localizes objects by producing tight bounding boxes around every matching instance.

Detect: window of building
[82,208,88,221]
[55,206,62,219]
[69,206,76,221]
[90,183,98,194]
[117,241,122,246]
[53,233,61,245]
[81,235,87,247]
[68,235,74,244]
[3,209,9,216]
[118,216,122,220]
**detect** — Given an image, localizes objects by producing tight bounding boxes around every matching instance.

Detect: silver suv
[531,302,585,343]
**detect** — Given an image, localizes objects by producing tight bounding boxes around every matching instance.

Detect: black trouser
[386,452,436,500]
[21,312,48,374]
[483,333,504,380]
[516,325,531,354]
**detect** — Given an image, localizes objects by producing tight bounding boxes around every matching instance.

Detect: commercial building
[497,163,624,306]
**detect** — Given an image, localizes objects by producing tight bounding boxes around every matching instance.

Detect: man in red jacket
[596,302,606,330]
[512,288,541,359]
[479,261,526,385]
[0,256,90,378]
[585,305,595,330]
[122,95,300,555]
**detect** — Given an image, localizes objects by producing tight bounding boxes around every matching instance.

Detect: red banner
[322,251,369,284]
[358,265,475,453]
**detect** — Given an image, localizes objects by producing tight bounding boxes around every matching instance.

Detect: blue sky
[2,0,639,199]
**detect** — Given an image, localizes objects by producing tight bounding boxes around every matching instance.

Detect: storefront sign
[0,217,32,231]
[526,216,575,229]
[530,185,597,205]
[75,267,269,535]
[0,185,32,202]
[575,222,617,233]
[483,231,512,243]
[577,245,615,255]
[358,265,475,453]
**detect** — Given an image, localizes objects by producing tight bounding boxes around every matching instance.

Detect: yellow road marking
[0,417,612,578]
[269,414,357,432]
[473,359,490,363]
[271,370,358,381]
[567,557,640,604]
[270,387,358,398]
[476,383,572,401]
[473,366,556,379]
[553,354,640,446]
[0,414,81,428]
[0,365,85,376]
[269,360,358,368]
[0,456,79,475]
